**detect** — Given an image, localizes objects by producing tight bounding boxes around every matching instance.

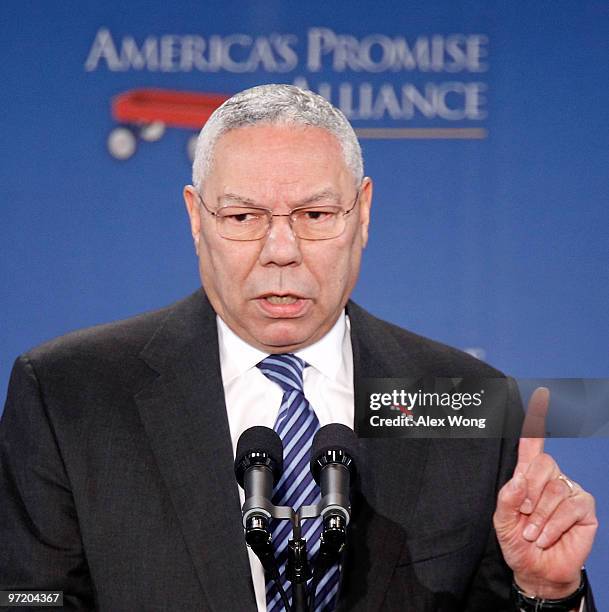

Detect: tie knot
[257,354,306,393]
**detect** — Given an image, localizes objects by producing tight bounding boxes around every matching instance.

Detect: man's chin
[254,322,321,354]
[258,335,315,354]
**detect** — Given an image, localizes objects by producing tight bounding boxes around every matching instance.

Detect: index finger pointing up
[517,386,550,470]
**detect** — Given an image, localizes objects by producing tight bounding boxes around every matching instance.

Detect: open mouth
[256,294,310,317]
[264,295,299,305]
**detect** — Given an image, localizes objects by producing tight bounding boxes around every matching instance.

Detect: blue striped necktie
[257,354,340,612]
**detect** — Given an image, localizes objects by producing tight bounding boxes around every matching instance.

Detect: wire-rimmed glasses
[196,191,360,241]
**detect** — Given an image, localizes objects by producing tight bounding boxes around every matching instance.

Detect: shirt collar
[217,312,348,385]
[217,318,268,386]
[296,314,347,382]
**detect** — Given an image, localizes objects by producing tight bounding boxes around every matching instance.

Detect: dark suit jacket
[0,290,595,611]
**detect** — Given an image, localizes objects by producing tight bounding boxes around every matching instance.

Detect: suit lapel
[131,293,430,611]
[338,302,431,611]
[134,291,256,611]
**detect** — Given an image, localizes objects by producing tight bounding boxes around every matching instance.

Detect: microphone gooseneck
[310,423,358,531]
[234,427,283,573]
[308,424,358,611]
[234,426,292,610]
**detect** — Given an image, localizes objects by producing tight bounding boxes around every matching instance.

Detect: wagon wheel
[187,134,198,161]
[107,127,137,160]
[139,122,165,142]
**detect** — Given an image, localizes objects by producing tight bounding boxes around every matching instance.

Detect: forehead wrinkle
[217,188,342,209]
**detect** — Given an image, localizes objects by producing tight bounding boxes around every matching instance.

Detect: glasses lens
[292,207,343,239]
[216,207,269,240]
[209,202,353,240]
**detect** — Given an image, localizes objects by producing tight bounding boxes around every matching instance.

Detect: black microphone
[307,424,358,612]
[234,426,283,572]
[310,424,358,557]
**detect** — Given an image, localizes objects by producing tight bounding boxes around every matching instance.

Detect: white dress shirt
[217,313,354,612]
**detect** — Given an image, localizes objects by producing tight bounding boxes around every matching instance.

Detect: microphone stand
[237,426,354,612]
[286,513,310,612]
[298,505,346,612]
[248,503,319,612]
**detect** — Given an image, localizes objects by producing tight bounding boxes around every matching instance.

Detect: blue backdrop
[2,1,608,605]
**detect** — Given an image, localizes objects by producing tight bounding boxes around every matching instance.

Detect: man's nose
[258,216,303,266]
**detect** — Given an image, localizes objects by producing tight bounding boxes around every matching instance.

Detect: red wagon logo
[107,88,230,160]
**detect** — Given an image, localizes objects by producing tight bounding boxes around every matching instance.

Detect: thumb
[494,472,527,533]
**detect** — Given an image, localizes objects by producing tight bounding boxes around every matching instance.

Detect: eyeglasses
[196,191,360,241]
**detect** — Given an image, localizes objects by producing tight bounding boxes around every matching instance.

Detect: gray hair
[192,84,363,190]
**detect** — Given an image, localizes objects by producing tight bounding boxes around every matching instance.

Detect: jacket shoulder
[347,301,505,378]
[21,291,206,381]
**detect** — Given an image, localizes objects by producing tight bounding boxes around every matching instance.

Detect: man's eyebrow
[217,193,258,206]
[217,190,342,208]
[297,190,342,206]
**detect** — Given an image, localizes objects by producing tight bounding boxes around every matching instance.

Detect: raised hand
[493,387,598,599]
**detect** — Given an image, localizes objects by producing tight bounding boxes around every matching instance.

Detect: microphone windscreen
[235,426,283,486]
[310,424,359,482]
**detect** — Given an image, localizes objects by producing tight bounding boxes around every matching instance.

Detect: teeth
[266,295,298,305]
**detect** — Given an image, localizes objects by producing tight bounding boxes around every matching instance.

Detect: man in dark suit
[0,85,598,611]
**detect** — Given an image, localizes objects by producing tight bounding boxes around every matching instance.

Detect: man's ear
[358,177,373,248]
[183,185,201,254]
